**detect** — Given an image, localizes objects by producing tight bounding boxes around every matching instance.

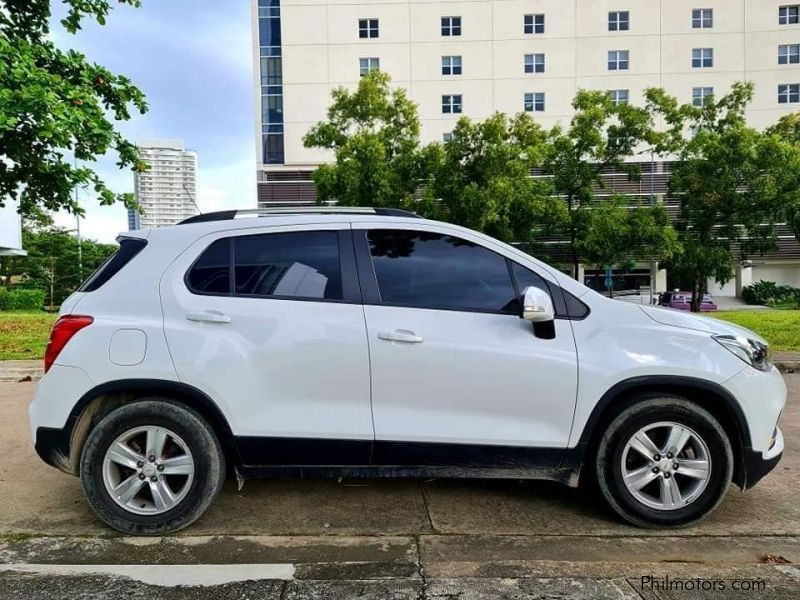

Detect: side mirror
[521,286,555,323]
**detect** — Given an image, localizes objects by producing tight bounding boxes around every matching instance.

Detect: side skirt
[234,437,579,487]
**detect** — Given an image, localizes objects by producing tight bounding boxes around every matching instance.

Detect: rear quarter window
[78,238,147,292]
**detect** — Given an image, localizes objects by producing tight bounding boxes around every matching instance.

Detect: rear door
[160,224,373,465]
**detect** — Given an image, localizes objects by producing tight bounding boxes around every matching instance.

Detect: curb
[0,360,42,382]
[776,361,800,373]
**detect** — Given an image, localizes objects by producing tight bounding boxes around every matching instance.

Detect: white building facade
[0,202,25,257]
[131,139,199,230]
[251,0,800,295]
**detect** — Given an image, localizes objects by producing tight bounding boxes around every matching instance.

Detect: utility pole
[649,150,657,305]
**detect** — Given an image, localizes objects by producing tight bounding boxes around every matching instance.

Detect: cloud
[47,0,257,242]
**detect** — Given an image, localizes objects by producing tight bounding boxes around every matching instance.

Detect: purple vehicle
[658,291,718,312]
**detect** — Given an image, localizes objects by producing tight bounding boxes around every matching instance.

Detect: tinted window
[79,238,147,292]
[511,262,550,296]
[187,238,231,295]
[234,231,342,300]
[367,230,517,313]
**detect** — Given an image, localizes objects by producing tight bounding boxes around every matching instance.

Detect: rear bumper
[34,426,75,475]
[742,427,784,490]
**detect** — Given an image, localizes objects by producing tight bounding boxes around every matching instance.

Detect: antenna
[182,183,203,216]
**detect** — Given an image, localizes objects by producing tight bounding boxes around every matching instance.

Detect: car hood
[638,305,767,344]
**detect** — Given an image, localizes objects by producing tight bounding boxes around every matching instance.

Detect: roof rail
[178,207,421,225]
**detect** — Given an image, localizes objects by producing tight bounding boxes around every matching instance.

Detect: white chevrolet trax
[29,208,785,534]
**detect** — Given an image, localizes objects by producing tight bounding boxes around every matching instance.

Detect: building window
[779,83,800,103]
[692,48,713,68]
[441,16,461,36]
[443,132,453,143]
[692,87,714,106]
[524,53,545,73]
[358,18,379,38]
[779,5,800,25]
[608,11,630,31]
[692,8,713,28]
[524,92,545,112]
[608,50,629,71]
[608,89,629,105]
[359,57,380,76]
[442,94,463,114]
[260,56,282,87]
[442,56,462,75]
[524,14,545,34]
[779,44,800,64]
[259,0,284,166]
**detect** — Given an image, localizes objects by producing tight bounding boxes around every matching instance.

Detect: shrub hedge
[741,280,800,307]
[0,288,46,311]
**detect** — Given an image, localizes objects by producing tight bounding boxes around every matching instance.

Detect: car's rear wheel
[80,399,225,535]
[595,396,733,528]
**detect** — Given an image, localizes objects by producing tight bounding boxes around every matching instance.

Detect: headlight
[713,335,772,371]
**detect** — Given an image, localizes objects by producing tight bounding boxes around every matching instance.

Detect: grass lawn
[0,311,57,361]
[711,310,800,352]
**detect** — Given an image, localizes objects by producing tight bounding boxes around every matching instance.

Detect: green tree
[419,113,566,243]
[575,195,679,297]
[9,222,116,309]
[544,90,653,279]
[647,82,795,311]
[765,113,800,244]
[0,0,148,218]
[303,71,428,208]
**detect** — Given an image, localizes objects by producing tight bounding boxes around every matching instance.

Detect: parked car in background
[30,208,783,535]
[659,291,718,312]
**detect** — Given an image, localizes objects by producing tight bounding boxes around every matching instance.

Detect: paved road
[0,376,798,598]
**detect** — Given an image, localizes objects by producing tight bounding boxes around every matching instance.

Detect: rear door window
[187,230,343,301]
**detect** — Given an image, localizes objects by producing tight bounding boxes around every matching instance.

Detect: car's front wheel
[80,399,225,535]
[595,396,733,528]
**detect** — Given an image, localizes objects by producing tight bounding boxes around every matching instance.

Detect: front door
[358,227,578,466]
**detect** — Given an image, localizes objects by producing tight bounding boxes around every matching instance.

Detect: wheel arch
[52,379,237,476]
[568,376,750,488]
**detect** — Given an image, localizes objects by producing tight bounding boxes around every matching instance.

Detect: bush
[0,288,46,311]
[741,280,800,306]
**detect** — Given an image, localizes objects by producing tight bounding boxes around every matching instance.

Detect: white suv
[29,208,785,534]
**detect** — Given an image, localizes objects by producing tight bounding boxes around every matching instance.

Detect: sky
[51,0,256,243]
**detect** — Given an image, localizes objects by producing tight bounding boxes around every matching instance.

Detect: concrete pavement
[0,376,798,598]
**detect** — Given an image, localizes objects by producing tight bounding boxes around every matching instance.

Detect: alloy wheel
[620,421,711,511]
[101,425,195,515]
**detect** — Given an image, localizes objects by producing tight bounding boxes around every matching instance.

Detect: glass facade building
[258,0,285,164]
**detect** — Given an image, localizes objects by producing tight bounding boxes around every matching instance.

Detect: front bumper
[742,426,784,490]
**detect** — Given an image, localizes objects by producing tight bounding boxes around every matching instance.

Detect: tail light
[44,315,94,373]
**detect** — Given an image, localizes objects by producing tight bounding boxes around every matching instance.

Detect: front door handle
[378,329,424,344]
[186,311,231,324]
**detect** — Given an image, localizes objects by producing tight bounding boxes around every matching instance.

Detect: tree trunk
[691,278,703,313]
[567,195,580,280]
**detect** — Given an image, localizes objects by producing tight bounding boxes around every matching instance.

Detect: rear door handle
[186,311,231,324]
[378,330,424,344]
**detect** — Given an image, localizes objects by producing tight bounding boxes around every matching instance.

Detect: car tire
[80,399,225,535]
[595,395,733,528]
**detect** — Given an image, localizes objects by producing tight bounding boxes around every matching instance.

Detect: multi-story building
[130,139,198,230]
[0,201,25,258]
[251,0,800,295]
